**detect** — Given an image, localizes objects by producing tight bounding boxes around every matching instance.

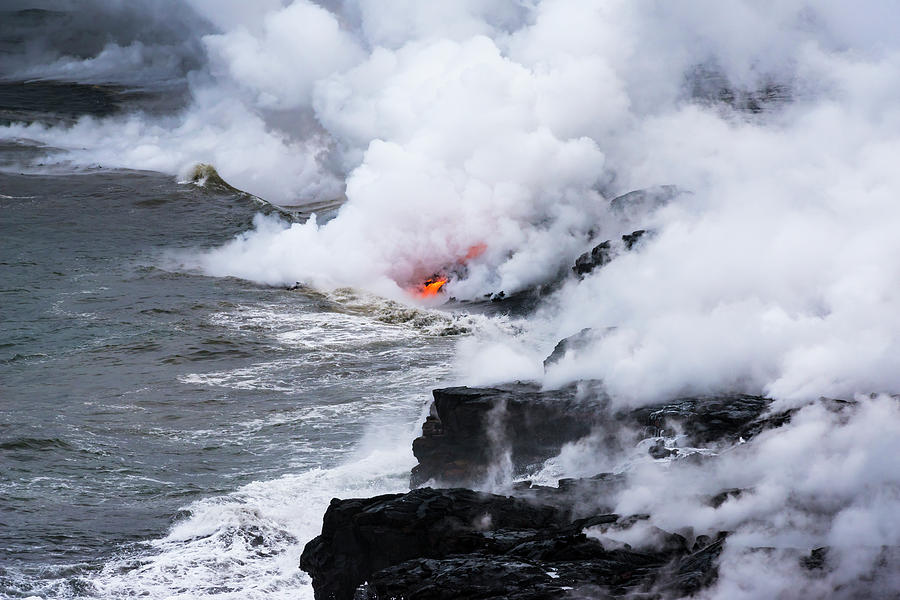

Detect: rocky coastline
[297,374,827,599]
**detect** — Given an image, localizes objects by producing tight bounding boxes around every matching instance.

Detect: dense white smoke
[4,0,900,400]
[534,34,900,404]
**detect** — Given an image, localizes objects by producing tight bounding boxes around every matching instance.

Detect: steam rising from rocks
[618,395,900,599]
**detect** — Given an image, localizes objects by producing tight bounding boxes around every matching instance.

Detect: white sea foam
[87,443,417,600]
[211,307,420,349]
[182,298,463,395]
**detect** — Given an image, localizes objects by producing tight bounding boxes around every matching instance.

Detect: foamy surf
[113,293,468,598]
[85,446,417,600]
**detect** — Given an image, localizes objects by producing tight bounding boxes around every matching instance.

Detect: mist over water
[2,1,900,598]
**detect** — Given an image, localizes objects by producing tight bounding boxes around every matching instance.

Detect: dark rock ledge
[300,486,727,600]
[412,383,603,488]
[300,378,805,600]
[411,383,777,488]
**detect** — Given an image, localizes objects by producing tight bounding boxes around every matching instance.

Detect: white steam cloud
[4,0,900,400]
[612,395,900,599]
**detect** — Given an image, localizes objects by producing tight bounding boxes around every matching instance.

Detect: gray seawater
[0,157,466,598]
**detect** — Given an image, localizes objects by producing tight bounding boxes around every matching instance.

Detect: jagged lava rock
[608,185,681,220]
[301,486,728,600]
[572,230,651,279]
[411,383,604,487]
[629,394,773,444]
[412,379,778,488]
[299,487,566,600]
[301,378,800,600]
[573,240,613,277]
[543,328,595,369]
[356,529,727,600]
[621,228,647,250]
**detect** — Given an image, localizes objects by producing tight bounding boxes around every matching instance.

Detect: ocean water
[0,159,467,598]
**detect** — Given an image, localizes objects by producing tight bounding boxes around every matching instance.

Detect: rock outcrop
[572,229,652,278]
[572,240,613,277]
[630,394,773,444]
[411,382,779,489]
[411,383,605,487]
[300,486,728,600]
[300,377,808,600]
[608,185,680,226]
[542,328,596,369]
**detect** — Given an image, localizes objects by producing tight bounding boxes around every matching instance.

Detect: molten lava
[420,277,448,297]
[412,243,486,298]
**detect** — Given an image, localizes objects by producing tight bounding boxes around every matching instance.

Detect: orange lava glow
[412,243,486,299]
[420,277,448,297]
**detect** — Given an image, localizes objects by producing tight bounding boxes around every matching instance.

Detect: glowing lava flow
[420,277,448,297]
[412,243,486,298]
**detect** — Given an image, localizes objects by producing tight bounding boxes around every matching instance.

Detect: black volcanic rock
[629,394,774,444]
[301,486,729,600]
[411,383,605,487]
[708,488,746,508]
[355,556,568,600]
[648,438,677,459]
[300,487,567,600]
[511,473,625,519]
[687,66,791,114]
[299,381,811,600]
[573,240,613,277]
[572,230,654,279]
[622,228,647,250]
[664,534,728,595]
[356,535,730,600]
[412,380,780,488]
[543,328,595,369]
[609,185,681,224]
